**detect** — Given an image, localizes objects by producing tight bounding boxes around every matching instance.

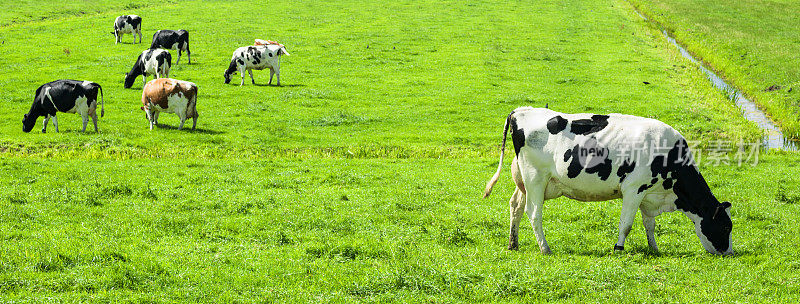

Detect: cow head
[223,59,238,84]
[22,113,37,132]
[693,201,733,255]
[124,72,136,88]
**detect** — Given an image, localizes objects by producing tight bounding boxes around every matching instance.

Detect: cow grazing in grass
[23,80,105,133]
[125,49,171,89]
[112,15,142,44]
[254,39,282,46]
[150,30,190,64]
[141,78,198,130]
[483,107,733,255]
[224,43,289,86]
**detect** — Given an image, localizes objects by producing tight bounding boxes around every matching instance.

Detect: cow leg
[524,186,550,254]
[518,163,551,254]
[176,51,181,65]
[178,113,186,130]
[276,70,281,86]
[91,111,99,132]
[81,112,89,132]
[249,70,255,84]
[641,211,658,252]
[149,111,156,130]
[42,115,50,133]
[269,68,274,85]
[614,191,645,251]
[239,69,246,86]
[142,75,147,87]
[115,32,119,44]
[508,188,525,250]
[192,115,197,130]
[154,112,160,124]
[52,115,59,133]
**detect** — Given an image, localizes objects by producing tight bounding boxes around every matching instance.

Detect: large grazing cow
[23,80,105,133]
[150,30,190,64]
[112,15,142,44]
[141,78,198,130]
[224,44,290,86]
[483,107,733,255]
[124,49,172,89]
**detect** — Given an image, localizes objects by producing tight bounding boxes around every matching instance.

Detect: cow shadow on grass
[154,124,223,134]
[253,83,305,88]
[561,245,751,258]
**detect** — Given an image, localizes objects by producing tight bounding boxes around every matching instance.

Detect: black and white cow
[124,49,172,89]
[23,80,105,133]
[484,107,733,255]
[112,15,142,44]
[224,44,290,86]
[150,30,190,64]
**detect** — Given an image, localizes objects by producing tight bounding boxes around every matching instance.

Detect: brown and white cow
[140,78,198,130]
[254,39,284,47]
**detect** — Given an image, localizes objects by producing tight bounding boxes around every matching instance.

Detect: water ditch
[633,8,798,151]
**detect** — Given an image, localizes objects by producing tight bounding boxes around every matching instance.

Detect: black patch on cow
[510,117,525,156]
[617,160,636,182]
[563,137,613,180]
[585,157,612,180]
[248,47,262,65]
[662,178,674,189]
[563,145,584,179]
[546,115,568,134]
[651,139,732,253]
[637,183,653,194]
[570,115,610,135]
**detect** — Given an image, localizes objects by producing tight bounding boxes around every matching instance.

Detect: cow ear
[722,201,731,209]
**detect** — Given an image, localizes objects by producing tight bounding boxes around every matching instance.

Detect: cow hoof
[41,130,46,133]
[507,244,519,251]
[614,245,625,251]
[541,248,553,255]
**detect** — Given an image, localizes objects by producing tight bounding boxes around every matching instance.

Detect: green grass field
[630,0,800,139]
[1,0,798,302]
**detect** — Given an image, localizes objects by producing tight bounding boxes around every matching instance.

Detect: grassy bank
[629,0,800,139]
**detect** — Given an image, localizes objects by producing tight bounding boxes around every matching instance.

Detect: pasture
[0,0,798,302]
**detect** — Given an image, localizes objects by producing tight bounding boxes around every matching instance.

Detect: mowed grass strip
[0,0,759,159]
[630,0,800,138]
[1,157,799,302]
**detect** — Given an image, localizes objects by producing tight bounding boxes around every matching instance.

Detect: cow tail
[483,112,513,198]
[99,84,105,117]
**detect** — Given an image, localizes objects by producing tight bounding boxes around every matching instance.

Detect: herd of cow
[22,14,290,133]
[20,14,737,256]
